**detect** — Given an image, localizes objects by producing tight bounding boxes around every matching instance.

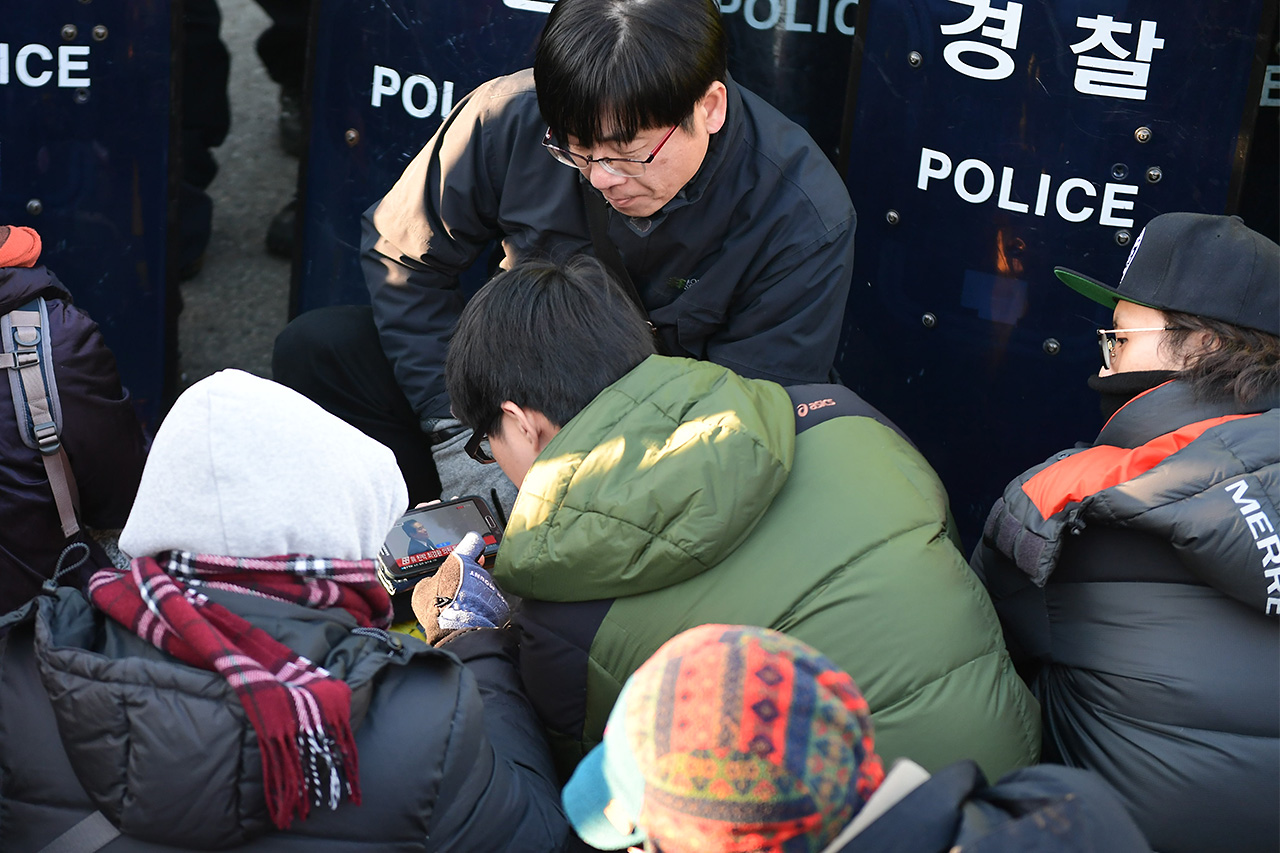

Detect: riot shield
[295,1,547,313]
[720,0,861,166]
[838,0,1275,545]
[0,2,177,428]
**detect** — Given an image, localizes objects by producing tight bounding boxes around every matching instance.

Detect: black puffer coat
[971,380,1279,853]
[0,587,572,852]
[836,760,1150,852]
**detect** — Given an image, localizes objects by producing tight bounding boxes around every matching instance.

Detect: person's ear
[1192,329,1219,353]
[1166,328,1217,369]
[700,81,728,135]
[499,401,561,452]
[500,401,537,445]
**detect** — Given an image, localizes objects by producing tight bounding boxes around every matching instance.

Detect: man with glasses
[273,0,854,509]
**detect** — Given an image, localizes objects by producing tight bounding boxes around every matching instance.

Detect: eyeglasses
[465,430,495,464]
[1096,326,1173,370]
[542,125,679,178]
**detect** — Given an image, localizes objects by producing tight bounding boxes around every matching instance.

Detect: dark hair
[534,0,727,147]
[401,519,429,537]
[1164,310,1280,405]
[447,255,657,435]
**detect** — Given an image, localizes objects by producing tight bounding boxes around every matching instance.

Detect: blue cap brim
[563,744,646,850]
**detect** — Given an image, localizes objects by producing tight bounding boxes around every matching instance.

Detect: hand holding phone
[411,532,510,645]
[376,496,503,596]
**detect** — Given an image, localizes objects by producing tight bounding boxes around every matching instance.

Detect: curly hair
[1164,310,1280,405]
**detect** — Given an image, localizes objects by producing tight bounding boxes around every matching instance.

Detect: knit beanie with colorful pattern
[563,624,885,853]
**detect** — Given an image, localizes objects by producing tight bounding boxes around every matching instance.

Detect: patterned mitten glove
[411,531,509,645]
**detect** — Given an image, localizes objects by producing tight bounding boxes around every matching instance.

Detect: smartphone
[376,495,503,596]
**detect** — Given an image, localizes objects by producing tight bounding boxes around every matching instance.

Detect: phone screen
[380,498,501,578]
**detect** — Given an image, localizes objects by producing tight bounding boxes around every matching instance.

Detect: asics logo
[796,399,836,417]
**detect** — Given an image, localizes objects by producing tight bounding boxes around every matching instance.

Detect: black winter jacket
[971,380,1280,853]
[837,760,1150,852]
[362,69,855,422]
[0,587,572,852]
[0,265,148,613]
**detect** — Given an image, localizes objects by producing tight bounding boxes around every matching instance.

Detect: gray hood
[119,369,407,560]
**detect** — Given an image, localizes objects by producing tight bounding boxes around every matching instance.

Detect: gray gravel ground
[177,0,295,389]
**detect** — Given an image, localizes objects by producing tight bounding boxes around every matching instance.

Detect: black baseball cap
[1054,212,1280,336]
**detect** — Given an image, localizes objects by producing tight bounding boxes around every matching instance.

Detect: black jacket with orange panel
[971,379,1279,853]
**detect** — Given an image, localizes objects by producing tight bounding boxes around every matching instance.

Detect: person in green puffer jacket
[434,255,1039,783]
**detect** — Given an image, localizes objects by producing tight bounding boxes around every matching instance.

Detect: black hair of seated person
[534,0,726,148]
[447,256,657,437]
[402,519,434,541]
[1163,310,1280,405]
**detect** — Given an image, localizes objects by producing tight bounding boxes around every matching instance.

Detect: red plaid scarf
[88,552,393,829]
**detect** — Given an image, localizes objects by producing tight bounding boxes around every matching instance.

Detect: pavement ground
[177,0,295,390]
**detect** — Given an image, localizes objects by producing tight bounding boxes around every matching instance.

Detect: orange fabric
[0,226,41,268]
[1023,414,1255,518]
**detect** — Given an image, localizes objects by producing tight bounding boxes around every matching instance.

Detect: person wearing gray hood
[0,369,572,852]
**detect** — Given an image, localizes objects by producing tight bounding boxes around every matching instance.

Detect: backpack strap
[35,811,120,853]
[2,298,81,537]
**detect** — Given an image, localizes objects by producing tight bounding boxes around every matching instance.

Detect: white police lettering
[1262,66,1279,108]
[1070,15,1164,101]
[0,43,90,88]
[503,0,557,10]
[719,0,858,35]
[500,0,857,36]
[1224,479,1280,614]
[370,65,454,120]
[796,398,836,417]
[939,0,1023,81]
[916,146,1139,226]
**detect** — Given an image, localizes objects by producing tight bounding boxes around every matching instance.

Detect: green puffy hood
[493,356,795,600]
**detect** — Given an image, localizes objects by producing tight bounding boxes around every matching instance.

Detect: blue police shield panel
[1236,18,1278,243]
[719,0,860,165]
[839,0,1271,546]
[0,3,175,427]
[297,1,551,313]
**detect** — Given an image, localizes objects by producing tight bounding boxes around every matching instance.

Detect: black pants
[253,0,311,91]
[272,305,443,504]
[178,0,231,274]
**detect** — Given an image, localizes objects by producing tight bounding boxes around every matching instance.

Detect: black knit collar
[1096,379,1278,449]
